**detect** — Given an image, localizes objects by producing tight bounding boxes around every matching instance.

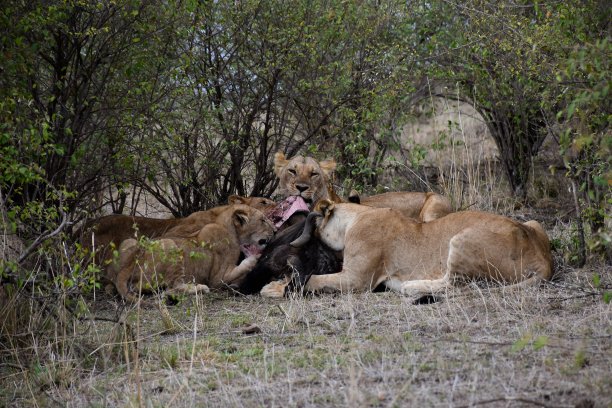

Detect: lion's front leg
[304,270,367,294]
[222,255,260,284]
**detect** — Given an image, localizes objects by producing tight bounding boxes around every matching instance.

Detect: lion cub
[113,204,275,302]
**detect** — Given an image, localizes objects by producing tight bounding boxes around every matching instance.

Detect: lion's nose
[296,184,308,193]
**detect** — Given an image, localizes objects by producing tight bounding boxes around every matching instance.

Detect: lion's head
[228,205,276,257]
[274,152,336,205]
[228,195,276,212]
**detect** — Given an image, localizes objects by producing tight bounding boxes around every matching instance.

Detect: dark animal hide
[237,214,341,295]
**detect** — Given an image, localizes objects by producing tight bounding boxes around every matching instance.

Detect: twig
[422,335,609,354]
[455,396,572,408]
[0,363,27,371]
[458,201,478,211]
[78,316,121,324]
[276,304,289,319]
[546,280,606,297]
[547,293,602,302]
[16,196,70,266]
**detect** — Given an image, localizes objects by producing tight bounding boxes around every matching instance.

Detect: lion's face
[232,206,276,256]
[274,152,336,205]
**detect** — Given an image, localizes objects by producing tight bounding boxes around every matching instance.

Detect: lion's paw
[172,283,210,295]
[260,280,288,298]
[400,281,432,298]
[194,284,210,293]
[241,255,260,270]
[401,281,447,304]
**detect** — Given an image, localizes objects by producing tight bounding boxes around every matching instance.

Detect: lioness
[76,195,274,265]
[348,191,452,222]
[286,200,552,298]
[76,195,274,294]
[273,152,338,206]
[237,152,339,294]
[114,204,275,302]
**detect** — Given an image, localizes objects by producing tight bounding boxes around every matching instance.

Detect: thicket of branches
[0,0,609,292]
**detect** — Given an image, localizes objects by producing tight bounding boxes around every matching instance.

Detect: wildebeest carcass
[237,212,341,295]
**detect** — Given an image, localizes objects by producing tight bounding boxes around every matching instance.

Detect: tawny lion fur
[76,195,274,287]
[273,152,338,205]
[289,200,552,297]
[349,191,452,222]
[114,204,275,302]
[77,195,274,255]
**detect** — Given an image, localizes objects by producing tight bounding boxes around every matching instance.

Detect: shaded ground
[1,262,609,407]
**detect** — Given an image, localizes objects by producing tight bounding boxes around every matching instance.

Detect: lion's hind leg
[400,274,451,298]
[446,225,551,284]
[400,230,477,299]
[419,192,452,222]
[401,226,550,299]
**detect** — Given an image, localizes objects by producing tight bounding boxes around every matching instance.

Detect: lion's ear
[228,195,245,205]
[319,159,336,178]
[347,189,361,204]
[274,152,289,177]
[233,209,250,227]
[316,199,335,217]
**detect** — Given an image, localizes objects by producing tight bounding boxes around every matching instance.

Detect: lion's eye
[288,169,297,175]
[311,172,319,178]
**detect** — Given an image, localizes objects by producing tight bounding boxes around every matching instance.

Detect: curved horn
[290,211,322,247]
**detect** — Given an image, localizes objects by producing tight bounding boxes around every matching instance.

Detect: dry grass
[1,265,610,407]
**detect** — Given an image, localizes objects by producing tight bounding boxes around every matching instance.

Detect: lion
[76,195,274,265]
[280,200,552,298]
[348,191,452,222]
[273,152,338,205]
[114,204,275,302]
[75,195,275,293]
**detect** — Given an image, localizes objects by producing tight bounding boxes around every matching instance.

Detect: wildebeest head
[237,212,341,295]
[289,211,321,248]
